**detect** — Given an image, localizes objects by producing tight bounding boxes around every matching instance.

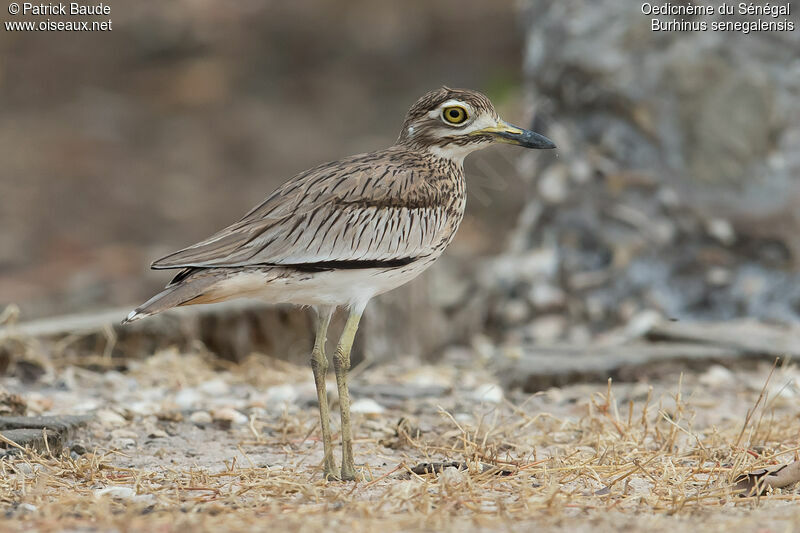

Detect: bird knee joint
[310,350,327,372]
[333,349,350,371]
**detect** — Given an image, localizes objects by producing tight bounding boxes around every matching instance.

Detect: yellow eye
[442,106,468,125]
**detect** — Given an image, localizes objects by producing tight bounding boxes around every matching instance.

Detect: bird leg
[332,307,363,481]
[310,306,337,479]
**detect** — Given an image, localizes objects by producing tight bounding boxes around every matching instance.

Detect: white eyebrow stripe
[427,99,474,120]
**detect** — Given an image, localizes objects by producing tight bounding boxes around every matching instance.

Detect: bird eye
[442,106,468,125]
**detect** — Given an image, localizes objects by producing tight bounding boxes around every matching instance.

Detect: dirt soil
[0,347,799,532]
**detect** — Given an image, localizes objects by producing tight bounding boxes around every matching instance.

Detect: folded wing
[151,149,449,270]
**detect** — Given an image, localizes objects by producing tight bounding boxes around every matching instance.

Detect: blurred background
[1,0,798,362]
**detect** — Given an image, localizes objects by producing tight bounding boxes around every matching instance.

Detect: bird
[122,87,555,481]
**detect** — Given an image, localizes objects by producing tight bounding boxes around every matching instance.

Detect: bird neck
[393,141,470,168]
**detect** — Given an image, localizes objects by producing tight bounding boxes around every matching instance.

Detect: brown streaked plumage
[123,87,555,481]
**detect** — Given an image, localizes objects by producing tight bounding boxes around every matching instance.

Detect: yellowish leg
[310,306,337,479]
[332,307,363,481]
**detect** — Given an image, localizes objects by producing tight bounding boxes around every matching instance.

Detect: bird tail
[121,276,218,324]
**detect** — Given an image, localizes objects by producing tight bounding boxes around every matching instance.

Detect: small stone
[16,503,37,514]
[705,218,736,245]
[501,299,530,326]
[128,401,158,416]
[145,426,168,439]
[439,466,466,486]
[173,388,203,410]
[527,315,566,343]
[707,267,732,286]
[96,409,126,427]
[570,158,592,184]
[198,379,229,396]
[699,365,735,387]
[350,398,385,415]
[70,443,87,455]
[264,384,298,407]
[468,384,504,404]
[189,411,212,425]
[15,463,40,476]
[211,407,248,425]
[529,283,565,310]
[624,310,662,339]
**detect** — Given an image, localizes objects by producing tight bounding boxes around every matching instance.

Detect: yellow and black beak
[476,121,556,150]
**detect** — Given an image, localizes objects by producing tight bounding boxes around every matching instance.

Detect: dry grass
[0,349,799,532]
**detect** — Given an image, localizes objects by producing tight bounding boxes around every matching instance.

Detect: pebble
[96,409,127,427]
[198,379,229,396]
[439,466,466,486]
[707,267,732,286]
[211,407,248,425]
[144,423,168,439]
[468,384,504,404]
[15,463,40,476]
[128,401,158,416]
[500,299,530,325]
[699,365,735,387]
[527,315,566,342]
[349,398,385,415]
[16,503,37,514]
[529,283,566,310]
[705,218,736,245]
[173,388,203,410]
[189,411,213,425]
[264,384,298,406]
[623,310,662,339]
[110,429,138,440]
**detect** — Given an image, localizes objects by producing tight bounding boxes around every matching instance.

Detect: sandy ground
[1,347,799,532]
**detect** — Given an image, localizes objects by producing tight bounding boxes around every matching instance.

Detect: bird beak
[474,121,556,150]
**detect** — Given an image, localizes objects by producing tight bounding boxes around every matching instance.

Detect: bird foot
[324,465,371,482]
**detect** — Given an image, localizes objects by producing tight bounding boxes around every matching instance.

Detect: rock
[211,407,248,425]
[529,283,566,310]
[173,388,203,410]
[468,384,504,404]
[189,411,212,425]
[526,315,566,343]
[15,503,37,515]
[96,409,127,427]
[349,398,385,415]
[699,365,735,388]
[110,429,138,440]
[500,299,530,326]
[439,466,466,486]
[198,379,229,396]
[263,384,298,407]
[705,218,736,245]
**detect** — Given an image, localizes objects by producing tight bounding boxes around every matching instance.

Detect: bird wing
[151,149,453,270]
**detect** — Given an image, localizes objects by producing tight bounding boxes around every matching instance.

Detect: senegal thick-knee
[124,87,555,481]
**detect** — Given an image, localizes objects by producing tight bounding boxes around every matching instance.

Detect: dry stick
[734,358,778,450]
[362,463,405,488]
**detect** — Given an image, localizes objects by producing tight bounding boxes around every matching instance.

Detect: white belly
[201,258,437,308]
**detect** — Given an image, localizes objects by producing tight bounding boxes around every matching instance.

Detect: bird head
[397,87,555,163]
